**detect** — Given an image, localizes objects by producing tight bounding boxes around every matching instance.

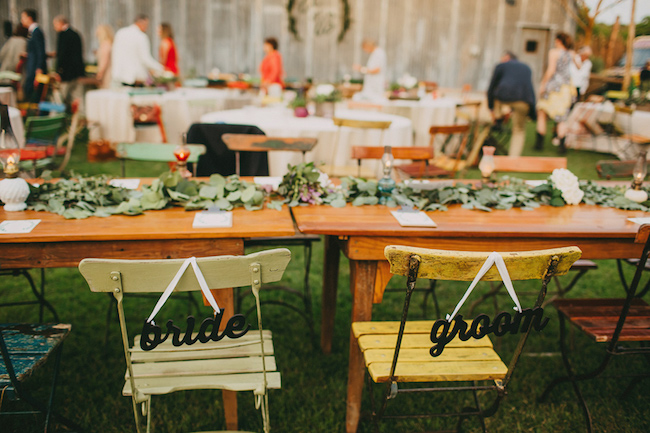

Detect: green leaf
[241,185,256,203]
[226,190,241,202]
[214,198,233,211]
[199,185,219,200]
[330,198,347,208]
[352,196,366,206]
[550,196,565,207]
[267,200,284,211]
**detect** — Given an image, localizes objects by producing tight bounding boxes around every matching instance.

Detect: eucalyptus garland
[287,0,351,42]
[21,164,650,220]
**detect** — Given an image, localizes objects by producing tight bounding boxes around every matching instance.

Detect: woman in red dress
[259,37,283,90]
[158,23,178,75]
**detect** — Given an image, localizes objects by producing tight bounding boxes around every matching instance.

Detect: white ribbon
[446,252,522,322]
[146,257,220,324]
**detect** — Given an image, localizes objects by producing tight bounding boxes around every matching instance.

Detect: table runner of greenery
[22,163,650,219]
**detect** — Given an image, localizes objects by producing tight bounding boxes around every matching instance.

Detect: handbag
[140,257,250,351]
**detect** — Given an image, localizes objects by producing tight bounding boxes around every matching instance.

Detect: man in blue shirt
[487,51,536,157]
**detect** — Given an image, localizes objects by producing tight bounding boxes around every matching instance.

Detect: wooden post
[606,16,620,68]
[623,0,636,92]
[320,235,340,354]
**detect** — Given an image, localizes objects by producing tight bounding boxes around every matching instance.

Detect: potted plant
[313,84,341,118]
[290,95,309,117]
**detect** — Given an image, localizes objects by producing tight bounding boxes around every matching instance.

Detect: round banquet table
[85,88,256,144]
[8,106,25,147]
[349,96,459,147]
[200,107,413,177]
[0,87,17,107]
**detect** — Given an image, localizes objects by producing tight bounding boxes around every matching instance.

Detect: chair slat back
[429,124,470,135]
[351,146,434,161]
[493,156,567,173]
[79,249,292,294]
[24,114,67,144]
[385,246,582,282]
[332,117,392,130]
[222,134,318,153]
[115,142,206,164]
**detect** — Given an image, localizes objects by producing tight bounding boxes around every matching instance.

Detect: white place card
[390,210,437,228]
[628,217,650,225]
[192,211,233,228]
[254,176,283,190]
[0,220,41,234]
[109,179,141,190]
[525,180,547,187]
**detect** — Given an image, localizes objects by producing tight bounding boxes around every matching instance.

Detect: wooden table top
[0,205,296,244]
[291,203,647,240]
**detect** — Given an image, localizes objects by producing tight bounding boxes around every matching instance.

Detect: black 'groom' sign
[429,307,548,357]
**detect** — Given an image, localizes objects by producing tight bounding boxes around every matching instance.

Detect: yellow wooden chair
[352,245,581,431]
[79,249,292,433]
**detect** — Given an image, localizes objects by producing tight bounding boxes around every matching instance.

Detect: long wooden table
[0,204,296,431]
[292,203,649,433]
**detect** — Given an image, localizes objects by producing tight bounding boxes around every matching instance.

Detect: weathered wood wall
[1,0,575,90]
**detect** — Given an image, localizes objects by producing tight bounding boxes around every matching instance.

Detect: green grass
[1,122,649,432]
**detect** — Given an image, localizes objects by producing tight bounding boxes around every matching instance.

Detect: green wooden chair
[79,249,291,433]
[19,114,68,177]
[115,142,207,177]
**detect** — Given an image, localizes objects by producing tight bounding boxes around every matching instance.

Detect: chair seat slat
[368,358,507,383]
[128,355,277,378]
[122,371,282,396]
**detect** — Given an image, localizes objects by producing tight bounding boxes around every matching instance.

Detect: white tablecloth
[566,102,650,159]
[200,107,413,177]
[85,88,256,144]
[0,87,17,107]
[9,106,25,147]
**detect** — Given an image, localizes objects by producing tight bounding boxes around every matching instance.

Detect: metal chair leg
[23,269,59,322]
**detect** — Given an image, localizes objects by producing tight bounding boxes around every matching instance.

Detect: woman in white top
[354,39,387,101]
[94,24,113,89]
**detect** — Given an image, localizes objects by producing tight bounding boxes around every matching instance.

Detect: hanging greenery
[287,0,352,43]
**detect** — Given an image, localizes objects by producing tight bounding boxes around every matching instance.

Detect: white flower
[316,84,336,96]
[397,73,418,89]
[562,187,584,205]
[550,168,584,205]
[318,171,333,188]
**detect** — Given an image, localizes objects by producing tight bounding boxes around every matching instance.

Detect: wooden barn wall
[1,0,575,90]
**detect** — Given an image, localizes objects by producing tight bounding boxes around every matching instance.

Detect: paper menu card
[192,211,233,228]
[0,220,41,234]
[390,210,437,227]
[254,176,283,191]
[628,217,650,225]
[109,179,141,190]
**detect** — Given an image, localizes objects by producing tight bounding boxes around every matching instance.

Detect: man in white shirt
[570,46,592,101]
[111,14,163,86]
[354,39,387,100]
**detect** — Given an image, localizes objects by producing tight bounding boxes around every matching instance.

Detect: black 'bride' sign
[429,307,548,357]
[140,311,250,351]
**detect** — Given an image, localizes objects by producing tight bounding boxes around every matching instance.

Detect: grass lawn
[1,120,649,432]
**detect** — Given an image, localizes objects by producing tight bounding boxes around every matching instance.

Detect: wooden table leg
[321,235,341,354]
[346,259,377,433]
[208,288,239,431]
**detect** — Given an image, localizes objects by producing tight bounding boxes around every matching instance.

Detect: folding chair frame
[368,252,561,432]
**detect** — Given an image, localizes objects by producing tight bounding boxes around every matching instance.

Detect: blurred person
[0,24,28,72]
[111,14,163,86]
[570,46,592,101]
[52,15,85,111]
[94,24,113,89]
[353,39,387,101]
[158,23,178,75]
[259,37,283,90]
[640,60,650,92]
[20,8,47,101]
[535,32,575,154]
[487,51,536,157]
